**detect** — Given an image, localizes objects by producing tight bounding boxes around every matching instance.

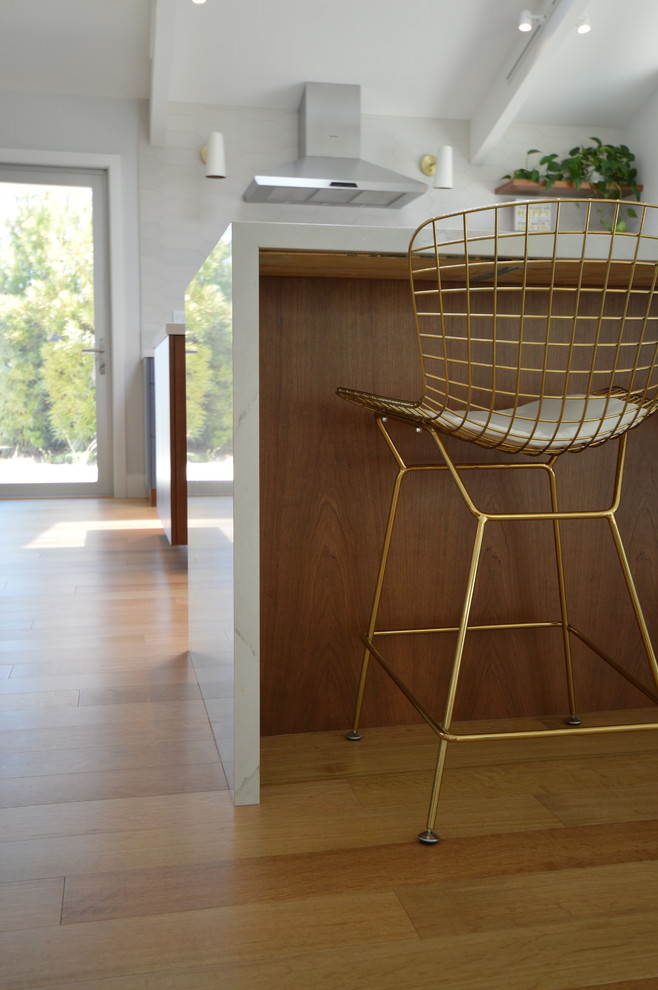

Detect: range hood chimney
[243,82,428,208]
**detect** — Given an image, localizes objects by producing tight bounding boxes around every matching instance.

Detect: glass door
[0,165,112,496]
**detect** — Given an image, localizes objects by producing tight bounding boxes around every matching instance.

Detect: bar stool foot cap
[346,730,362,741]
[565,716,582,726]
[417,829,441,845]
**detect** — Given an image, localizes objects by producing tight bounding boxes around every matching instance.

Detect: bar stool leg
[418,515,487,844]
[347,466,407,741]
[608,514,658,692]
[345,648,370,741]
[547,466,581,726]
[418,739,449,844]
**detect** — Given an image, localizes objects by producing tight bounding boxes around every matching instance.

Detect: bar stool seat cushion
[336,388,649,454]
[440,395,649,452]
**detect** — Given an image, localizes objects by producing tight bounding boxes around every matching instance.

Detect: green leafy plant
[502,137,641,230]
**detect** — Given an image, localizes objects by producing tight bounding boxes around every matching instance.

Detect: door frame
[0,164,112,496]
[0,147,129,496]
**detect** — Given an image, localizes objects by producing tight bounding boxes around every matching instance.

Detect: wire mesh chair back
[409,200,658,455]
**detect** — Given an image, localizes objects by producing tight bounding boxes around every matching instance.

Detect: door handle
[82,347,106,375]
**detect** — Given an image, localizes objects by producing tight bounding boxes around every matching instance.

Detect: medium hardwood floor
[2,497,658,989]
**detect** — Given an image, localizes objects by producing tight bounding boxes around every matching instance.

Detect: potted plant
[499,137,642,229]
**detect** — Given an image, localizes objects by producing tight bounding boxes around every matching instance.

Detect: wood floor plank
[3,804,559,886]
[261,719,658,785]
[0,699,210,732]
[346,751,658,808]
[0,822,232,883]
[0,761,227,809]
[0,738,221,780]
[0,890,417,989]
[1,589,185,611]
[0,790,231,842]
[0,690,81,712]
[29,612,187,632]
[78,683,203,705]
[0,641,191,662]
[539,782,658,826]
[394,859,658,937]
[0,717,215,755]
[382,791,562,837]
[0,582,77,596]
[71,577,188,593]
[13,911,658,990]
[11,656,195,689]
[9,597,187,617]
[0,781,367,881]
[143,633,196,646]
[0,631,146,652]
[0,668,199,695]
[577,982,658,990]
[447,749,658,795]
[0,878,64,932]
[60,818,658,925]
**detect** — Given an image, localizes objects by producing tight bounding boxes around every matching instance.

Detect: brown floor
[1,498,658,989]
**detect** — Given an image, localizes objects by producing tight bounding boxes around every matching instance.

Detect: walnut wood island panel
[259,249,658,736]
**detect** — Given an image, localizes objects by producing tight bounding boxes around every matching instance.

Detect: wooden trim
[259,249,410,280]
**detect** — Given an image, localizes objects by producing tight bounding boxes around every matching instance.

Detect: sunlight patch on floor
[23,518,166,549]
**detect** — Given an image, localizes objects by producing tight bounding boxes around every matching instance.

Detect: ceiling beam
[149,0,178,147]
[469,0,591,164]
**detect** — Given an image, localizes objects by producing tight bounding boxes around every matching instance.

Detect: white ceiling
[0,0,152,100]
[1,0,657,140]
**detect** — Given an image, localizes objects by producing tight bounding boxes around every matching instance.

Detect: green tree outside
[0,188,97,462]
[185,235,232,461]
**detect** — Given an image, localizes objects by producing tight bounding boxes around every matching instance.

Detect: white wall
[139,100,625,352]
[0,92,144,496]
[623,90,658,227]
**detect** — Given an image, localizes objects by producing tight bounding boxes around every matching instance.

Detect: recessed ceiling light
[576,16,591,33]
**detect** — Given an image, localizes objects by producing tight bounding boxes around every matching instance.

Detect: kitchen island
[188,220,658,806]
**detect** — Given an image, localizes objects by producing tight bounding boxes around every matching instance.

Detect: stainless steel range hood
[243,83,428,208]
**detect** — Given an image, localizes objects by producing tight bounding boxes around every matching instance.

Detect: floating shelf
[494,178,642,199]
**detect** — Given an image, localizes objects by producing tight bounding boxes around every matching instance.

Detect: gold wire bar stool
[336,200,658,844]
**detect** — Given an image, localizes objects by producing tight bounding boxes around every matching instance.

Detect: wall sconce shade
[576,16,591,33]
[420,146,453,189]
[434,145,453,188]
[200,132,226,179]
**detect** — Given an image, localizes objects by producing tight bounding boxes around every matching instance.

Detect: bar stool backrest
[408,200,658,455]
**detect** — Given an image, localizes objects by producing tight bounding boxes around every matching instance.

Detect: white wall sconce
[200,132,226,179]
[576,15,591,33]
[518,9,547,31]
[420,146,453,189]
